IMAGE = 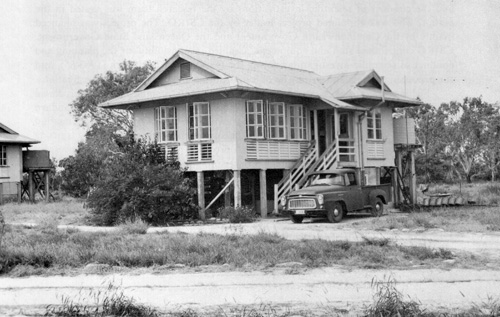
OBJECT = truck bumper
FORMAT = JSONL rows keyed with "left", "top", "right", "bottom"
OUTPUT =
{"left": 288, "top": 209, "right": 327, "bottom": 218}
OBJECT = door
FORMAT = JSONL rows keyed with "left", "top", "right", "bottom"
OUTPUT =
{"left": 339, "top": 112, "right": 351, "bottom": 139}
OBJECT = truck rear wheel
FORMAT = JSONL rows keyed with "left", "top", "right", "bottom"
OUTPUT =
{"left": 291, "top": 215, "right": 304, "bottom": 223}
{"left": 371, "top": 197, "right": 384, "bottom": 217}
{"left": 327, "top": 202, "right": 343, "bottom": 223}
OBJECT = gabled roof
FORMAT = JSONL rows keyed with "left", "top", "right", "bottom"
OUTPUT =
{"left": 101, "top": 50, "right": 420, "bottom": 109}
{"left": 319, "top": 70, "right": 420, "bottom": 105}
{"left": 0, "top": 122, "right": 40, "bottom": 145}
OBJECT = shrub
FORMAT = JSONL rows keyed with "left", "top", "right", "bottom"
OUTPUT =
{"left": 364, "top": 278, "right": 426, "bottom": 317}
{"left": 120, "top": 219, "right": 149, "bottom": 235}
{"left": 219, "top": 206, "right": 256, "bottom": 223}
{"left": 86, "top": 139, "right": 197, "bottom": 226}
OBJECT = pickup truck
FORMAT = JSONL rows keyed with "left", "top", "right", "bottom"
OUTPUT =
{"left": 281, "top": 168, "right": 391, "bottom": 223}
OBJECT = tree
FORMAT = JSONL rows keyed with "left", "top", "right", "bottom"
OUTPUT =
{"left": 406, "top": 103, "right": 451, "bottom": 182}
{"left": 69, "top": 60, "right": 155, "bottom": 134}
{"left": 442, "top": 97, "right": 498, "bottom": 183}
{"left": 60, "top": 61, "right": 155, "bottom": 197}
{"left": 59, "top": 125, "right": 128, "bottom": 197}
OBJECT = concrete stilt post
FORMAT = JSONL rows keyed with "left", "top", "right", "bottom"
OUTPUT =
{"left": 197, "top": 171, "right": 206, "bottom": 220}
{"left": 259, "top": 169, "right": 267, "bottom": 218}
{"left": 234, "top": 170, "right": 241, "bottom": 208}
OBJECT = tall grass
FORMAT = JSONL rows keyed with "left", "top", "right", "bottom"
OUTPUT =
{"left": 46, "top": 282, "right": 159, "bottom": 317}
{"left": 427, "top": 182, "right": 500, "bottom": 205}
{"left": 1, "top": 197, "right": 90, "bottom": 225}
{"left": 371, "top": 206, "right": 500, "bottom": 232}
{"left": 0, "top": 226, "right": 483, "bottom": 276}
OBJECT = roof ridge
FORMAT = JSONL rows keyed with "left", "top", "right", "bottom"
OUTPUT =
{"left": 179, "top": 49, "right": 318, "bottom": 75}
{"left": 322, "top": 69, "right": 374, "bottom": 78}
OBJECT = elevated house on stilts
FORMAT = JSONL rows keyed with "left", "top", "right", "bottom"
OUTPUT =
{"left": 101, "top": 50, "right": 421, "bottom": 218}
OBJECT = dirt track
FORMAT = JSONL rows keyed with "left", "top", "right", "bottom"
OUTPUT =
{"left": 2, "top": 216, "right": 500, "bottom": 315}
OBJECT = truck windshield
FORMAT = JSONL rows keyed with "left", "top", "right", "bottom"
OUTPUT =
{"left": 307, "top": 173, "right": 345, "bottom": 186}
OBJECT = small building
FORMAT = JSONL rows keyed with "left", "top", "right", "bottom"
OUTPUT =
{"left": 0, "top": 122, "right": 40, "bottom": 202}
{"left": 101, "top": 50, "right": 420, "bottom": 217}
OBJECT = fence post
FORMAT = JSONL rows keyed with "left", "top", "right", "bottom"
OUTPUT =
{"left": 0, "top": 183, "right": 3, "bottom": 205}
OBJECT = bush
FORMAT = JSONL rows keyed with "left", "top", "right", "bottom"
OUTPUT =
{"left": 219, "top": 206, "right": 256, "bottom": 223}
{"left": 86, "top": 139, "right": 197, "bottom": 226}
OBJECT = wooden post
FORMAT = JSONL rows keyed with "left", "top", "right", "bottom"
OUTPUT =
{"left": 313, "top": 110, "right": 319, "bottom": 159}
{"left": 259, "top": 169, "right": 267, "bottom": 218}
{"left": 234, "top": 170, "right": 241, "bottom": 208}
{"left": 17, "top": 182, "right": 21, "bottom": 203}
{"left": 44, "top": 171, "right": 50, "bottom": 203}
{"left": 29, "top": 170, "right": 34, "bottom": 203}
{"left": 392, "top": 166, "right": 399, "bottom": 207}
{"left": 0, "top": 183, "right": 3, "bottom": 205}
{"left": 224, "top": 170, "right": 231, "bottom": 207}
{"left": 197, "top": 171, "right": 205, "bottom": 220}
{"left": 396, "top": 150, "right": 403, "bottom": 204}
{"left": 410, "top": 150, "right": 417, "bottom": 205}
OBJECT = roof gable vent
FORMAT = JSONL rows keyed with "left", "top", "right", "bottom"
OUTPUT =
{"left": 180, "top": 62, "right": 191, "bottom": 79}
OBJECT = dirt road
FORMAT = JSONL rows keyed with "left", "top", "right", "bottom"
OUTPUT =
{"left": 2, "top": 217, "right": 500, "bottom": 315}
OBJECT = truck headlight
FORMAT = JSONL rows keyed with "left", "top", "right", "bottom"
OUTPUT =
{"left": 280, "top": 197, "right": 287, "bottom": 207}
{"left": 317, "top": 194, "right": 324, "bottom": 206}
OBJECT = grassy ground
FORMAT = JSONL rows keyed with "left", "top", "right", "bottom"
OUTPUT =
{"left": 425, "top": 181, "right": 500, "bottom": 206}
{"left": 350, "top": 206, "right": 500, "bottom": 233}
{"left": 1, "top": 197, "right": 91, "bottom": 226}
{"left": 0, "top": 224, "right": 487, "bottom": 277}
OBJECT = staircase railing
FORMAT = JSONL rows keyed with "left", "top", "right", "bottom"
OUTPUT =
{"left": 312, "top": 140, "right": 339, "bottom": 172}
{"left": 273, "top": 140, "right": 340, "bottom": 212}
{"left": 273, "top": 142, "right": 317, "bottom": 211}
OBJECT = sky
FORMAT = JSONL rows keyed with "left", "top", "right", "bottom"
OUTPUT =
{"left": 1, "top": 0, "right": 499, "bottom": 160}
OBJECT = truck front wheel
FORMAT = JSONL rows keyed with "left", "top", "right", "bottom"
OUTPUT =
{"left": 371, "top": 197, "right": 384, "bottom": 217}
{"left": 327, "top": 202, "right": 344, "bottom": 223}
{"left": 291, "top": 215, "right": 304, "bottom": 223}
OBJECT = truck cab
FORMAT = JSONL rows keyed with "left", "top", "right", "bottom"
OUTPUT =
{"left": 281, "top": 168, "right": 391, "bottom": 223}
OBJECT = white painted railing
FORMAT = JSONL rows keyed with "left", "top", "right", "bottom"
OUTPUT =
{"left": 338, "top": 139, "right": 356, "bottom": 163}
{"left": 273, "top": 142, "right": 317, "bottom": 212}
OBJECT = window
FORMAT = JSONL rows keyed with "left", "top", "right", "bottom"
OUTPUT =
{"left": 0, "top": 145, "right": 6, "bottom": 166}
{"left": 289, "top": 104, "right": 307, "bottom": 140}
{"left": 268, "top": 102, "right": 286, "bottom": 139}
{"left": 246, "top": 100, "right": 264, "bottom": 138}
{"left": 155, "top": 106, "right": 177, "bottom": 142}
{"left": 189, "top": 102, "right": 211, "bottom": 140}
{"left": 180, "top": 62, "right": 191, "bottom": 79}
{"left": 367, "top": 111, "right": 382, "bottom": 140}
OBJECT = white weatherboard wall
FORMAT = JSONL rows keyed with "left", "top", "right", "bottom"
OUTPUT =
{"left": 362, "top": 106, "right": 395, "bottom": 167}
{"left": 133, "top": 98, "right": 240, "bottom": 172}
{"left": 0, "top": 145, "right": 22, "bottom": 196}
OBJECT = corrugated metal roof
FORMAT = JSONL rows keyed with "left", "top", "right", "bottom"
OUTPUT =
{"left": 101, "top": 50, "right": 420, "bottom": 110}
{"left": 0, "top": 122, "right": 40, "bottom": 145}
{"left": 0, "top": 133, "right": 40, "bottom": 145}
{"left": 340, "top": 87, "right": 422, "bottom": 105}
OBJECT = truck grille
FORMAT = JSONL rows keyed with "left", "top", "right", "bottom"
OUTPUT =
{"left": 288, "top": 199, "right": 316, "bottom": 209}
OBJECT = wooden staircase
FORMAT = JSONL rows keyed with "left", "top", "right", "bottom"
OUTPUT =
{"left": 273, "top": 140, "right": 340, "bottom": 212}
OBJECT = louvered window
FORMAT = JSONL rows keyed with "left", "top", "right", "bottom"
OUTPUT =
{"left": 166, "top": 145, "right": 179, "bottom": 163}
{"left": 187, "top": 143, "right": 212, "bottom": 162}
{"left": 0, "top": 145, "right": 6, "bottom": 166}
{"left": 155, "top": 106, "right": 177, "bottom": 142}
{"left": 289, "top": 104, "right": 307, "bottom": 140}
{"left": 246, "top": 100, "right": 264, "bottom": 138}
{"left": 180, "top": 62, "right": 191, "bottom": 79}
